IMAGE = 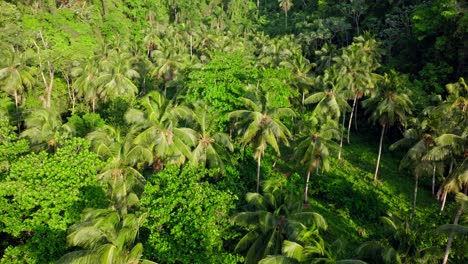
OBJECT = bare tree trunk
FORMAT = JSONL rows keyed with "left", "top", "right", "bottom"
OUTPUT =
{"left": 122, "top": 187, "right": 128, "bottom": 216}
{"left": 432, "top": 165, "right": 436, "bottom": 195}
{"left": 338, "top": 109, "right": 346, "bottom": 160}
{"left": 33, "top": 32, "right": 54, "bottom": 109}
{"left": 442, "top": 186, "right": 467, "bottom": 264}
{"left": 256, "top": 156, "right": 261, "bottom": 193}
{"left": 45, "top": 62, "right": 54, "bottom": 109}
{"left": 14, "top": 90, "right": 20, "bottom": 132}
{"left": 412, "top": 172, "right": 419, "bottom": 220}
{"left": 304, "top": 170, "right": 311, "bottom": 203}
{"left": 354, "top": 102, "right": 358, "bottom": 131}
{"left": 355, "top": 15, "right": 360, "bottom": 36}
{"left": 374, "top": 124, "right": 385, "bottom": 181}
{"left": 64, "top": 74, "right": 75, "bottom": 113}
{"left": 347, "top": 95, "right": 358, "bottom": 144}
{"left": 190, "top": 34, "right": 193, "bottom": 57}
{"left": 441, "top": 190, "right": 448, "bottom": 211}
{"left": 47, "top": 0, "right": 56, "bottom": 12}
{"left": 285, "top": 10, "right": 288, "bottom": 29}
{"left": 101, "top": 0, "right": 107, "bottom": 16}
{"left": 14, "top": 90, "right": 19, "bottom": 110}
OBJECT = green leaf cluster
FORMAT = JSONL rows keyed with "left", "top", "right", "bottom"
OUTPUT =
{"left": 0, "top": 138, "right": 105, "bottom": 263}
{"left": 141, "top": 165, "right": 241, "bottom": 264}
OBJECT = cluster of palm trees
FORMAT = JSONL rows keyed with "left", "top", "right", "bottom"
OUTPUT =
{"left": 390, "top": 77, "right": 467, "bottom": 263}
{"left": 1, "top": 19, "right": 466, "bottom": 262}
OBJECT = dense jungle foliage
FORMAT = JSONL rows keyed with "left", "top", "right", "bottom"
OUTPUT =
{"left": 0, "top": 0, "right": 467, "bottom": 263}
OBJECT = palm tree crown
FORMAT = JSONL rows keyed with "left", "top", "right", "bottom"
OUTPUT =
{"left": 229, "top": 85, "right": 295, "bottom": 192}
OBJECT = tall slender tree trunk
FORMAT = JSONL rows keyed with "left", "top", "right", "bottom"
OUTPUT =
{"left": 355, "top": 16, "right": 360, "bottom": 36}
{"left": 304, "top": 170, "right": 311, "bottom": 203}
{"left": 47, "top": 0, "right": 56, "bottom": 12}
{"left": 33, "top": 32, "right": 54, "bottom": 109}
{"left": 190, "top": 34, "right": 193, "bottom": 57}
{"left": 441, "top": 190, "right": 448, "bottom": 211}
{"left": 14, "top": 90, "right": 20, "bottom": 132}
{"left": 442, "top": 186, "right": 467, "bottom": 264}
{"left": 256, "top": 0, "right": 260, "bottom": 17}
{"left": 347, "top": 95, "right": 358, "bottom": 144}
{"left": 14, "top": 90, "right": 19, "bottom": 110}
{"left": 354, "top": 102, "right": 358, "bottom": 131}
{"left": 92, "top": 98, "right": 96, "bottom": 113}
{"left": 412, "top": 172, "right": 419, "bottom": 220}
{"left": 338, "top": 109, "right": 346, "bottom": 160}
{"left": 374, "top": 124, "right": 385, "bottom": 181}
{"left": 256, "top": 156, "right": 261, "bottom": 193}
{"left": 101, "top": 0, "right": 108, "bottom": 16}
{"left": 285, "top": 10, "right": 288, "bottom": 29}
{"left": 432, "top": 165, "right": 436, "bottom": 195}
{"left": 121, "top": 181, "right": 128, "bottom": 216}
{"left": 45, "top": 63, "right": 54, "bottom": 109}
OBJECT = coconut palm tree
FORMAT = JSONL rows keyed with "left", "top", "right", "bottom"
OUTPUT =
{"left": 424, "top": 133, "right": 467, "bottom": 210}
{"left": 125, "top": 91, "right": 195, "bottom": 170}
{"left": 335, "top": 36, "right": 381, "bottom": 144}
{"left": 0, "top": 45, "right": 34, "bottom": 110}
{"left": 279, "top": 55, "right": 314, "bottom": 106}
{"left": 71, "top": 57, "right": 101, "bottom": 112}
{"left": 229, "top": 85, "right": 295, "bottom": 192}
{"left": 305, "top": 68, "right": 353, "bottom": 160}
{"left": 439, "top": 192, "right": 468, "bottom": 264}
{"left": 304, "top": 70, "right": 351, "bottom": 122}
{"left": 150, "top": 49, "right": 190, "bottom": 84}
{"left": 356, "top": 213, "right": 427, "bottom": 264}
{"left": 97, "top": 49, "right": 140, "bottom": 100}
{"left": 363, "top": 71, "right": 413, "bottom": 181}
{"left": 258, "top": 36, "right": 300, "bottom": 68}
{"left": 391, "top": 129, "right": 436, "bottom": 219}
{"left": 278, "top": 0, "right": 293, "bottom": 28}
{"left": 189, "top": 101, "right": 233, "bottom": 173}
{"left": 87, "top": 125, "right": 152, "bottom": 215}
{"left": 233, "top": 188, "right": 327, "bottom": 264}
{"left": 21, "top": 108, "right": 72, "bottom": 152}
{"left": 439, "top": 160, "right": 468, "bottom": 264}
{"left": 294, "top": 116, "right": 340, "bottom": 203}
{"left": 260, "top": 236, "right": 366, "bottom": 264}
{"left": 57, "top": 209, "right": 155, "bottom": 264}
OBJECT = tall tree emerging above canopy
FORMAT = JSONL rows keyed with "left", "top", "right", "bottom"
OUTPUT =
{"left": 278, "top": 0, "right": 293, "bottom": 29}
{"left": 229, "top": 84, "right": 295, "bottom": 192}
